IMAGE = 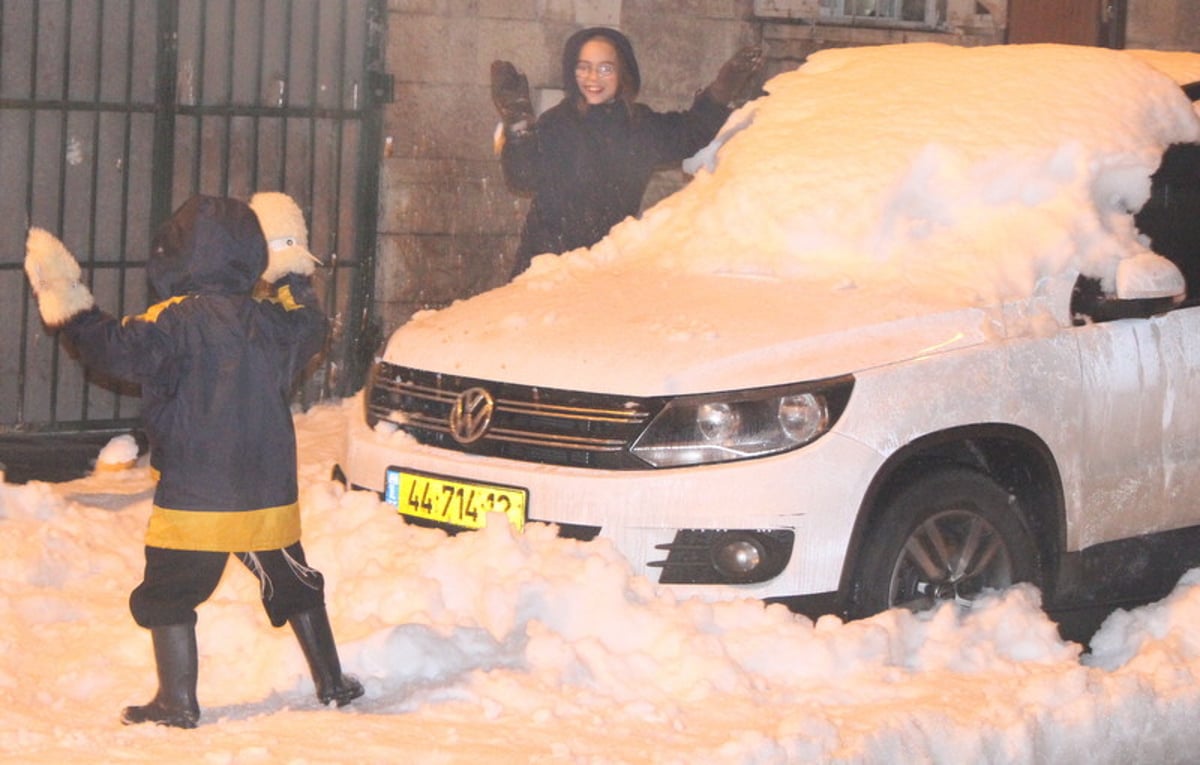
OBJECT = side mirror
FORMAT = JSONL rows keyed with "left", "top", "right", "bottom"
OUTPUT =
{"left": 1115, "top": 251, "right": 1186, "bottom": 301}
{"left": 1072, "top": 253, "right": 1185, "bottom": 324}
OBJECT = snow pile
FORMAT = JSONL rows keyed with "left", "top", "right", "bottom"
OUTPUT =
{"left": 643, "top": 44, "right": 1198, "bottom": 300}
{"left": 95, "top": 433, "right": 140, "bottom": 471}
{"left": 1126, "top": 48, "right": 1200, "bottom": 89}
{"left": 2, "top": 402, "right": 1200, "bottom": 762}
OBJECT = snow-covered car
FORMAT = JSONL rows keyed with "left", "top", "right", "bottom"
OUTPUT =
{"left": 342, "top": 43, "right": 1200, "bottom": 623}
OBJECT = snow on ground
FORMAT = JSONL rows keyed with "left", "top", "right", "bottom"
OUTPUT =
{"left": 2, "top": 400, "right": 1200, "bottom": 764}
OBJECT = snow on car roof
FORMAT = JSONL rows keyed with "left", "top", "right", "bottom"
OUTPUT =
{"left": 1126, "top": 48, "right": 1200, "bottom": 87}
{"left": 589, "top": 43, "right": 1200, "bottom": 303}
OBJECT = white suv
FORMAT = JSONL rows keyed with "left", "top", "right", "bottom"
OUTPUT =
{"left": 342, "top": 44, "right": 1200, "bottom": 624}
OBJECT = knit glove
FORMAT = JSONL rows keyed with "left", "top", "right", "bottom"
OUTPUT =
{"left": 491, "top": 60, "right": 534, "bottom": 137}
{"left": 24, "top": 227, "right": 95, "bottom": 327}
{"left": 706, "top": 45, "right": 764, "bottom": 106}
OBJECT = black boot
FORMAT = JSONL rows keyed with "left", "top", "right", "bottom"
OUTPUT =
{"left": 289, "top": 607, "right": 364, "bottom": 707}
{"left": 121, "top": 623, "right": 201, "bottom": 729}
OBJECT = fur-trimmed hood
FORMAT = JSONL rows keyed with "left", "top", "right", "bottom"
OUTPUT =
{"left": 148, "top": 195, "right": 267, "bottom": 301}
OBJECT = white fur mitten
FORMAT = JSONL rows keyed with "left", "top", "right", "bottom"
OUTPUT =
{"left": 249, "top": 191, "right": 321, "bottom": 283}
{"left": 24, "top": 227, "right": 95, "bottom": 327}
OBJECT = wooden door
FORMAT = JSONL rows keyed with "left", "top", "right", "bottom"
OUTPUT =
{"left": 1007, "top": 0, "right": 1126, "bottom": 48}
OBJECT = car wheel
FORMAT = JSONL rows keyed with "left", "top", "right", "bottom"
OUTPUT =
{"left": 849, "top": 466, "right": 1040, "bottom": 618}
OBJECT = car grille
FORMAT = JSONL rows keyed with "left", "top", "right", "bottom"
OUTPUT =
{"left": 367, "top": 362, "right": 663, "bottom": 469}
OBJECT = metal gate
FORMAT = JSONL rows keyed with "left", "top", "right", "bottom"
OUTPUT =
{"left": 0, "top": 0, "right": 386, "bottom": 435}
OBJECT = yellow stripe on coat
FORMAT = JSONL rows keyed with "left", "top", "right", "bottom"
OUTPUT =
{"left": 146, "top": 503, "right": 302, "bottom": 552}
{"left": 124, "top": 295, "right": 189, "bottom": 325}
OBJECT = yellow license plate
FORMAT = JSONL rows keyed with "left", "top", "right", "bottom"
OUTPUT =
{"left": 385, "top": 467, "right": 528, "bottom": 530}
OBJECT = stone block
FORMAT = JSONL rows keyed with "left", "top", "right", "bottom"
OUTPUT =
{"left": 379, "top": 157, "right": 521, "bottom": 234}
{"left": 643, "top": 170, "right": 690, "bottom": 211}
{"left": 573, "top": 0, "right": 622, "bottom": 26}
{"left": 1127, "top": 0, "right": 1200, "bottom": 50}
{"left": 385, "top": 82, "right": 496, "bottom": 162}
{"left": 477, "top": 0, "right": 541, "bottom": 19}
{"left": 478, "top": 18, "right": 562, "bottom": 86}
{"left": 374, "top": 231, "right": 513, "bottom": 319}
{"left": 379, "top": 172, "right": 453, "bottom": 234}
{"left": 621, "top": 10, "right": 759, "bottom": 106}
{"left": 752, "top": 0, "right": 820, "bottom": 20}
{"left": 626, "top": 0, "right": 748, "bottom": 19}
{"left": 391, "top": 14, "right": 480, "bottom": 84}
{"left": 389, "top": 1, "right": 483, "bottom": 15}
{"left": 450, "top": 233, "right": 522, "bottom": 292}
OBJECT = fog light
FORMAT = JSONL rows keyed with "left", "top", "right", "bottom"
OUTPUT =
{"left": 651, "top": 529, "right": 794, "bottom": 585}
{"left": 713, "top": 536, "right": 764, "bottom": 578}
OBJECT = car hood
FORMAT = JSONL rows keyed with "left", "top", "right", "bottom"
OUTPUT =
{"left": 381, "top": 266, "right": 1061, "bottom": 396}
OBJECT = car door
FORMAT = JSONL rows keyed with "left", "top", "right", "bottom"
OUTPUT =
{"left": 1156, "top": 305, "right": 1200, "bottom": 531}
{"left": 1071, "top": 317, "right": 1168, "bottom": 548}
{"left": 1134, "top": 138, "right": 1200, "bottom": 535}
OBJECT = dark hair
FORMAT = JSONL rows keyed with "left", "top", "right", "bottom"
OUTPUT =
{"left": 611, "top": 49, "right": 639, "bottom": 111}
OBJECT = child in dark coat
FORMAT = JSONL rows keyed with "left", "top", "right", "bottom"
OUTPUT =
{"left": 23, "top": 193, "right": 363, "bottom": 728}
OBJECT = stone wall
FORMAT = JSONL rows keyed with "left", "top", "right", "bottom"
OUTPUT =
{"left": 374, "top": 0, "right": 1175, "bottom": 336}
{"left": 1126, "top": 0, "right": 1200, "bottom": 51}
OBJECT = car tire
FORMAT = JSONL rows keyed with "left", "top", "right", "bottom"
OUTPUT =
{"left": 848, "top": 465, "right": 1040, "bottom": 619}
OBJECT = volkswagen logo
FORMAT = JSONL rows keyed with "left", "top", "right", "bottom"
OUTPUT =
{"left": 449, "top": 387, "right": 495, "bottom": 444}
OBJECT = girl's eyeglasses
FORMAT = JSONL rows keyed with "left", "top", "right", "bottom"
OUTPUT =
{"left": 575, "top": 62, "right": 616, "bottom": 78}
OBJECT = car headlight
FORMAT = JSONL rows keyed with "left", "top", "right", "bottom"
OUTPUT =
{"left": 629, "top": 376, "right": 854, "bottom": 468}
